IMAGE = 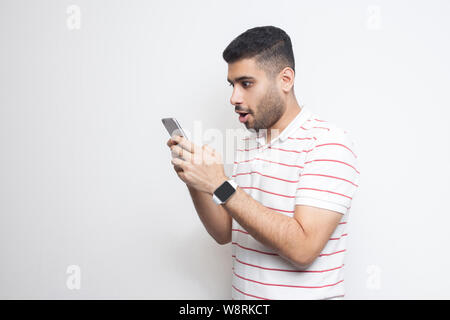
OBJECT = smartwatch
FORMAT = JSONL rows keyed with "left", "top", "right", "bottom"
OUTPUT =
{"left": 212, "top": 179, "right": 238, "bottom": 205}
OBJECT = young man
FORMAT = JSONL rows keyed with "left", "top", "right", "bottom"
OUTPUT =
{"left": 166, "top": 26, "right": 360, "bottom": 300}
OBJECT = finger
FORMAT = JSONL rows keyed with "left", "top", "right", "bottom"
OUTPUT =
{"left": 202, "top": 143, "right": 217, "bottom": 156}
{"left": 173, "top": 165, "right": 183, "bottom": 173}
{"left": 175, "top": 169, "right": 187, "bottom": 183}
{"left": 172, "top": 135, "right": 197, "bottom": 154}
{"left": 202, "top": 144, "right": 214, "bottom": 153}
{"left": 195, "top": 144, "right": 211, "bottom": 164}
{"left": 167, "top": 138, "right": 179, "bottom": 148}
{"left": 201, "top": 144, "right": 222, "bottom": 165}
{"left": 171, "top": 156, "right": 187, "bottom": 170}
{"left": 197, "top": 144, "right": 210, "bottom": 165}
{"left": 171, "top": 144, "right": 193, "bottom": 162}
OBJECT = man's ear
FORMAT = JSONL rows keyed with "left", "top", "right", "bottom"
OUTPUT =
{"left": 280, "top": 67, "right": 295, "bottom": 93}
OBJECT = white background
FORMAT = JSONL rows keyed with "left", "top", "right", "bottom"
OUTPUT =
{"left": 1, "top": 0, "right": 449, "bottom": 299}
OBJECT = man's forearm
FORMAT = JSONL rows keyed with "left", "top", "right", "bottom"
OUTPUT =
{"left": 187, "top": 185, "right": 231, "bottom": 244}
{"left": 221, "top": 187, "right": 310, "bottom": 267}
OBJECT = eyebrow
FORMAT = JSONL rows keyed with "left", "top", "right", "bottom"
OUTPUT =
{"left": 227, "top": 76, "right": 256, "bottom": 84}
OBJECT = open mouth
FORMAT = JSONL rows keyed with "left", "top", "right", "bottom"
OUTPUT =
{"left": 238, "top": 112, "right": 250, "bottom": 123}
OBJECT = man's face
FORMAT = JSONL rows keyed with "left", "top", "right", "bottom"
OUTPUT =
{"left": 227, "top": 58, "right": 286, "bottom": 134}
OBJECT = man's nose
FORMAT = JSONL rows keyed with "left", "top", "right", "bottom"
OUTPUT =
{"left": 230, "top": 87, "right": 243, "bottom": 106}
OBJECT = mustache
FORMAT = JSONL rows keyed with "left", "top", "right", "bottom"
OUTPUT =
{"left": 235, "top": 107, "right": 251, "bottom": 113}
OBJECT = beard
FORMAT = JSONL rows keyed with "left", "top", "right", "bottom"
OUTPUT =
{"left": 247, "top": 83, "right": 286, "bottom": 135}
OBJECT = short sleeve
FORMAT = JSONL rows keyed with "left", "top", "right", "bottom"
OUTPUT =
{"left": 231, "top": 159, "right": 238, "bottom": 179}
{"left": 229, "top": 136, "right": 241, "bottom": 180}
{"left": 295, "top": 128, "right": 360, "bottom": 214}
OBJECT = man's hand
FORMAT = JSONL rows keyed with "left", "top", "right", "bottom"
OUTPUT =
{"left": 166, "top": 135, "right": 228, "bottom": 195}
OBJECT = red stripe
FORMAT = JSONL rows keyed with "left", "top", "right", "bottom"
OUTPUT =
{"left": 231, "top": 242, "right": 278, "bottom": 256}
{"left": 266, "top": 206, "right": 295, "bottom": 214}
{"left": 298, "top": 201, "right": 351, "bottom": 211}
{"left": 235, "top": 158, "right": 304, "bottom": 169}
{"left": 315, "top": 143, "right": 357, "bottom": 158}
{"left": 234, "top": 256, "right": 345, "bottom": 273}
{"left": 322, "top": 294, "right": 345, "bottom": 300}
{"left": 233, "top": 170, "right": 299, "bottom": 183}
{"left": 287, "top": 137, "right": 316, "bottom": 141}
{"left": 233, "top": 228, "right": 348, "bottom": 241}
{"left": 235, "top": 159, "right": 358, "bottom": 175}
{"left": 301, "top": 126, "right": 330, "bottom": 131}
{"left": 329, "top": 233, "right": 348, "bottom": 241}
{"left": 232, "top": 285, "right": 270, "bottom": 300}
{"left": 311, "top": 126, "right": 330, "bottom": 131}
{"left": 237, "top": 146, "right": 263, "bottom": 152}
{"left": 232, "top": 228, "right": 249, "bottom": 235}
{"left": 238, "top": 145, "right": 313, "bottom": 154}
{"left": 238, "top": 142, "right": 356, "bottom": 161}
{"left": 267, "top": 146, "right": 313, "bottom": 154}
{"left": 233, "top": 269, "right": 344, "bottom": 289}
{"left": 232, "top": 241, "right": 346, "bottom": 258}
{"left": 299, "top": 173, "right": 358, "bottom": 187}
{"left": 306, "top": 118, "right": 329, "bottom": 123}
{"left": 240, "top": 186, "right": 295, "bottom": 198}
{"left": 306, "top": 159, "right": 360, "bottom": 174}
{"left": 296, "top": 187, "right": 353, "bottom": 200}
{"left": 319, "top": 249, "right": 346, "bottom": 257}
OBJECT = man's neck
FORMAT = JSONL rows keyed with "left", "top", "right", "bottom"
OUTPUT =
{"left": 265, "top": 101, "right": 302, "bottom": 144}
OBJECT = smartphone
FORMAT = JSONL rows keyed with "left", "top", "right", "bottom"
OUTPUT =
{"left": 161, "top": 117, "right": 189, "bottom": 140}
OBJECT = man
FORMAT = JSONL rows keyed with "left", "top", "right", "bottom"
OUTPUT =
{"left": 166, "top": 26, "right": 360, "bottom": 300}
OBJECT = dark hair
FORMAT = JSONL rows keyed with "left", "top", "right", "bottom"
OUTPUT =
{"left": 222, "top": 26, "right": 295, "bottom": 79}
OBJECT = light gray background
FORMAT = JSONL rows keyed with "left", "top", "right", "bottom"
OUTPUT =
{"left": 1, "top": 0, "right": 449, "bottom": 299}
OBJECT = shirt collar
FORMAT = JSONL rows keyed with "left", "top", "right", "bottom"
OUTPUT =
{"left": 255, "top": 106, "right": 312, "bottom": 146}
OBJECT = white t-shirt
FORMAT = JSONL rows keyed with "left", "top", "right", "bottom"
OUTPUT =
{"left": 230, "top": 106, "right": 360, "bottom": 300}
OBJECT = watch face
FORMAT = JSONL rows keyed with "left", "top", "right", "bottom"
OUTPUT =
{"left": 215, "top": 181, "right": 235, "bottom": 201}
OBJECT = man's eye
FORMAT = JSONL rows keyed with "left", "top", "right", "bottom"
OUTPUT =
{"left": 228, "top": 81, "right": 251, "bottom": 88}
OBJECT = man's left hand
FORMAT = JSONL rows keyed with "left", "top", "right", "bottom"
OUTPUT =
{"left": 168, "top": 135, "right": 228, "bottom": 195}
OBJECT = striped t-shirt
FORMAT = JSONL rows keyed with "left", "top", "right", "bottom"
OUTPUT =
{"left": 230, "top": 106, "right": 360, "bottom": 300}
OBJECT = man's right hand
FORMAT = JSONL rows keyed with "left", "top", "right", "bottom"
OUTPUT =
{"left": 166, "top": 137, "right": 183, "bottom": 173}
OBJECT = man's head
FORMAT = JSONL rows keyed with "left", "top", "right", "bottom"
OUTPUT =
{"left": 223, "top": 26, "right": 296, "bottom": 133}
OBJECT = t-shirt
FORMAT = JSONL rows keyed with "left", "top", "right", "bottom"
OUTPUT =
{"left": 230, "top": 106, "right": 360, "bottom": 300}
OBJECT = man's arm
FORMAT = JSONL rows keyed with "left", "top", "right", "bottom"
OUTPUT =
{"left": 167, "top": 135, "right": 343, "bottom": 263}
{"left": 167, "top": 137, "right": 232, "bottom": 245}
{"left": 187, "top": 185, "right": 232, "bottom": 245}
{"left": 221, "top": 186, "right": 342, "bottom": 268}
